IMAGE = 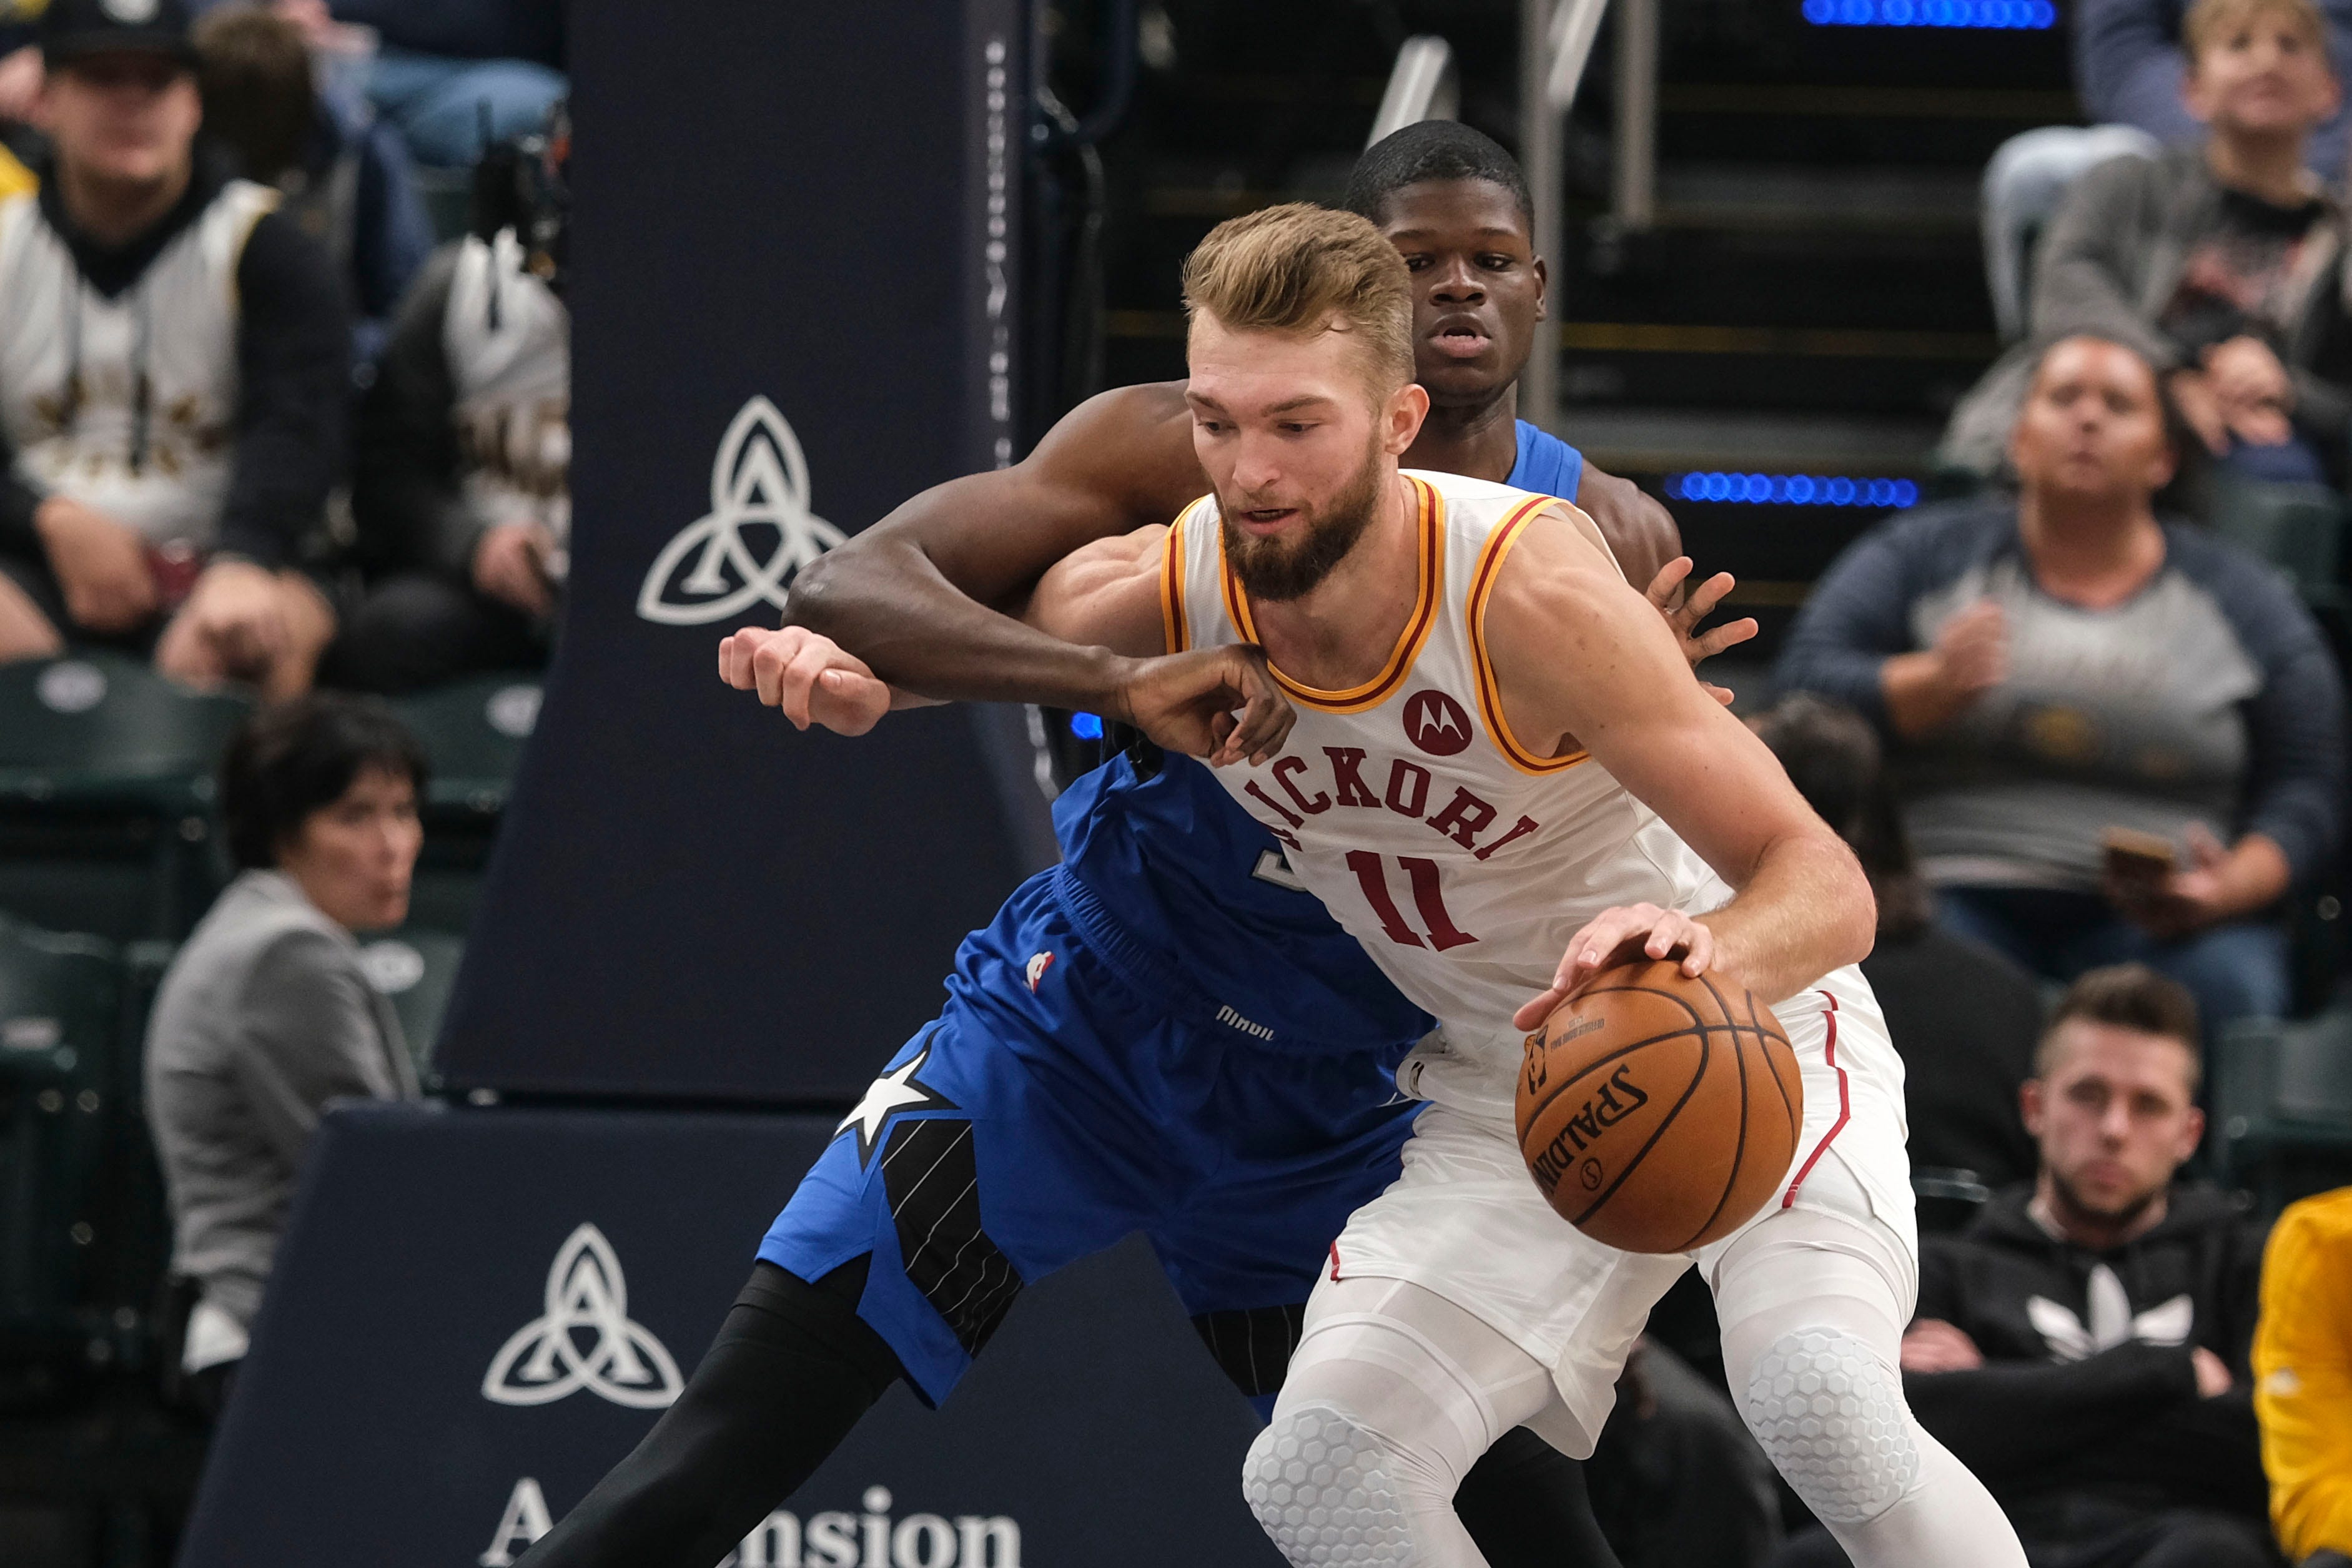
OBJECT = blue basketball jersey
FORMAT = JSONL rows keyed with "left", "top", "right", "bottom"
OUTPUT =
{"left": 1508, "top": 419, "right": 1584, "bottom": 499}
{"left": 1048, "top": 430, "right": 1588, "bottom": 1059}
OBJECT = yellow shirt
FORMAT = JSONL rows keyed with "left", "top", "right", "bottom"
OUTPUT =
{"left": 2256, "top": 1186, "right": 2352, "bottom": 1560}
{"left": 0, "top": 143, "right": 32, "bottom": 206}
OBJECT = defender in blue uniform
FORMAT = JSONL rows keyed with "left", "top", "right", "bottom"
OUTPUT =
{"left": 518, "top": 126, "right": 1734, "bottom": 1568}
{"left": 761, "top": 427, "right": 1591, "bottom": 1409}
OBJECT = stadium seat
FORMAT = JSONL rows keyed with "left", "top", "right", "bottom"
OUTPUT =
{"left": 1912, "top": 1165, "right": 1993, "bottom": 1234}
{"left": 1979, "top": 124, "right": 2161, "bottom": 343}
{"left": 2216, "top": 1009, "right": 2352, "bottom": 1212}
{"left": 0, "top": 655, "right": 250, "bottom": 940}
{"left": 355, "top": 929, "right": 467, "bottom": 1076}
{"left": 390, "top": 676, "right": 541, "bottom": 932}
{"left": 2208, "top": 480, "right": 2346, "bottom": 610}
{"left": 0, "top": 915, "right": 121, "bottom": 1383}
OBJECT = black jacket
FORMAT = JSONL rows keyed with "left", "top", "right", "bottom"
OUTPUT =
{"left": 1907, "top": 1183, "right": 2270, "bottom": 1526}
{"left": 0, "top": 146, "right": 348, "bottom": 570}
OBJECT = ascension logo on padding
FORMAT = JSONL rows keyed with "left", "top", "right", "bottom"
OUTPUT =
{"left": 638, "top": 395, "right": 846, "bottom": 625}
{"left": 482, "top": 1223, "right": 684, "bottom": 1408}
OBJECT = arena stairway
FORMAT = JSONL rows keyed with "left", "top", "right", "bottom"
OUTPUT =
{"left": 1080, "top": 0, "right": 2077, "bottom": 658}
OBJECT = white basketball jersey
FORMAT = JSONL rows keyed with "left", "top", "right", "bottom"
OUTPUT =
{"left": 1167, "top": 470, "right": 1736, "bottom": 1113}
{"left": 0, "top": 182, "right": 278, "bottom": 549}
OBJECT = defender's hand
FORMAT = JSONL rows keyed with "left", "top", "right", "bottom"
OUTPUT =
{"left": 1110, "top": 644, "right": 1293, "bottom": 766}
{"left": 1643, "top": 556, "right": 1757, "bottom": 705}
{"left": 1513, "top": 902, "right": 1717, "bottom": 1030}
{"left": 719, "top": 624, "right": 894, "bottom": 736}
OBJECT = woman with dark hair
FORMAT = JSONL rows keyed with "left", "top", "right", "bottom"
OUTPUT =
{"left": 144, "top": 691, "right": 428, "bottom": 1412}
{"left": 1750, "top": 693, "right": 2045, "bottom": 1190}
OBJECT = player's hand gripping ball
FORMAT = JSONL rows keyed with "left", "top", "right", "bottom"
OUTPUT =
{"left": 1516, "top": 960, "right": 1802, "bottom": 1253}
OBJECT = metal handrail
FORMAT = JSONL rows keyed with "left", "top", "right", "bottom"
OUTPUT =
{"left": 1518, "top": 0, "right": 1633, "bottom": 431}
{"left": 1367, "top": 35, "right": 1458, "bottom": 148}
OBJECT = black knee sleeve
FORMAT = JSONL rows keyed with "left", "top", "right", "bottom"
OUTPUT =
{"left": 1454, "top": 1426, "right": 1624, "bottom": 1568}
{"left": 518, "top": 1260, "right": 902, "bottom": 1568}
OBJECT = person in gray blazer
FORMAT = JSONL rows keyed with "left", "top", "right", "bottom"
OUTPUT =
{"left": 145, "top": 693, "right": 428, "bottom": 1413}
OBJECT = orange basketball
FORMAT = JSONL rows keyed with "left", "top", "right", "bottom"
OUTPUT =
{"left": 1515, "top": 960, "right": 1802, "bottom": 1254}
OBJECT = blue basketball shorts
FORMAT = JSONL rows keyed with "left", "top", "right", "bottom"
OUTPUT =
{"left": 758, "top": 868, "right": 1421, "bottom": 1411}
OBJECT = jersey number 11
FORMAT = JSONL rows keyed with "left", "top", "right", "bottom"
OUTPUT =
{"left": 1345, "top": 851, "right": 1478, "bottom": 952}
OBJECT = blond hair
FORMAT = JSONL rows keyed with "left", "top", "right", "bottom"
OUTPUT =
{"left": 1180, "top": 203, "right": 1415, "bottom": 395}
{"left": 2183, "top": 0, "right": 2330, "bottom": 67}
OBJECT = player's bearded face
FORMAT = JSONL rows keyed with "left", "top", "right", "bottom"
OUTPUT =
{"left": 1217, "top": 428, "right": 1386, "bottom": 602}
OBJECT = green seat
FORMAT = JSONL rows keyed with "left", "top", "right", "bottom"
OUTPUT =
{"left": 2208, "top": 480, "right": 2346, "bottom": 608}
{"left": 355, "top": 928, "right": 467, "bottom": 1076}
{"left": 0, "top": 654, "right": 251, "bottom": 939}
{"left": 0, "top": 914, "right": 120, "bottom": 1362}
{"left": 391, "top": 675, "right": 540, "bottom": 931}
{"left": 2216, "top": 1009, "right": 2352, "bottom": 1213}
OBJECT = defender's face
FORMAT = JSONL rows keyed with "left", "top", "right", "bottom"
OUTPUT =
{"left": 1377, "top": 178, "right": 1546, "bottom": 407}
{"left": 2022, "top": 1020, "right": 2204, "bottom": 1222}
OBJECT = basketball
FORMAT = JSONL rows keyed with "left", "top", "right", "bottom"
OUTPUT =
{"left": 1515, "top": 960, "right": 1802, "bottom": 1255}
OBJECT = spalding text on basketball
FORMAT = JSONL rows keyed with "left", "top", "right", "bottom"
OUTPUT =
{"left": 1528, "top": 1063, "right": 1652, "bottom": 1193}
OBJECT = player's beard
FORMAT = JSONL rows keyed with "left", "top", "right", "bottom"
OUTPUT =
{"left": 1218, "top": 436, "right": 1387, "bottom": 603}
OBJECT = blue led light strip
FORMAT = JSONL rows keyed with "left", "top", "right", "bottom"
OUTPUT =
{"left": 1804, "top": 0, "right": 2055, "bottom": 26}
{"left": 1666, "top": 472, "right": 1921, "bottom": 507}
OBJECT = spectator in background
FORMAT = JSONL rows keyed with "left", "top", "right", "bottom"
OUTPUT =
{"left": 310, "top": 0, "right": 561, "bottom": 169}
{"left": 1750, "top": 693, "right": 2045, "bottom": 1190}
{"left": 2078, "top": 0, "right": 2352, "bottom": 182}
{"left": 1950, "top": 0, "right": 2352, "bottom": 485}
{"left": 1781, "top": 335, "right": 2344, "bottom": 1038}
{"left": 2256, "top": 1186, "right": 2352, "bottom": 1567}
{"left": 145, "top": 694, "right": 425, "bottom": 1414}
{"left": 192, "top": 2, "right": 432, "bottom": 368}
{"left": 326, "top": 119, "right": 565, "bottom": 693}
{"left": 0, "top": 0, "right": 348, "bottom": 698}
{"left": 1767, "top": 965, "right": 2273, "bottom": 1568}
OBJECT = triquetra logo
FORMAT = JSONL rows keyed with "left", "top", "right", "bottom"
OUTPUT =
{"left": 482, "top": 1223, "right": 684, "bottom": 1408}
{"left": 638, "top": 395, "right": 846, "bottom": 625}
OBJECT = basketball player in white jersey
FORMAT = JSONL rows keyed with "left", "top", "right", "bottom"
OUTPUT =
{"left": 989, "top": 205, "right": 2027, "bottom": 1568}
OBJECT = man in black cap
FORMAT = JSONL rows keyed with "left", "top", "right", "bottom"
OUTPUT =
{"left": 0, "top": 0, "right": 348, "bottom": 697}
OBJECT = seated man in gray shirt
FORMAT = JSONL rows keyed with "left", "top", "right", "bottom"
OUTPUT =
{"left": 145, "top": 693, "right": 427, "bottom": 1413}
{"left": 1779, "top": 333, "right": 2344, "bottom": 1038}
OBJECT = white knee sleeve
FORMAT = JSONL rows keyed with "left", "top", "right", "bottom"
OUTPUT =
{"left": 1245, "top": 1404, "right": 1419, "bottom": 1567}
{"left": 1742, "top": 1326, "right": 1919, "bottom": 1525}
{"left": 1244, "top": 1278, "right": 1564, "bottom": 1568}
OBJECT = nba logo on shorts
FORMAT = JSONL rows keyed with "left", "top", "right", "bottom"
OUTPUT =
{"left": 1402, "top": 690, "right": 1473, "bottom": 757}
{"left": 1025, "top": 952, "right": 1054, "bottom": 992}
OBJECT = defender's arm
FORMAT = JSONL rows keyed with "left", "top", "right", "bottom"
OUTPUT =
{"left": 1486, "top": 509, "right": 1874, "bottom": 1015}
{"left": 1020, "top": 526, "right": 1293, "bottom": 762}
{"left": 782, "top": 383, "right": 1203, "bottom": 711}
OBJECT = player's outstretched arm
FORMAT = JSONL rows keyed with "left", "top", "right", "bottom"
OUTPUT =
{"left": 782, "top": 383, "right": 1203, "bottom": 711}
{"left": 718, "top": 624, "right": 928, "bottom": 734}
{"left": 1486, "top": 509, "right": 1874, "bottom": 1017}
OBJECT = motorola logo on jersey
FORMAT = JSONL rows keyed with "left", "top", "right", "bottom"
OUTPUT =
{"left": 1402, "top": 690, "right": 1473, "bottom": 757}
{"left": 638, "top": 395, "right": 847, "bottom": 625}
{"left": 482, "top": 1223, "right": 684, "bottom": 1409}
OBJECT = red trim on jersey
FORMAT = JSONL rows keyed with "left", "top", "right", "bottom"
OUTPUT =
{"left": 1219, "top": 476, "right": 1443, "bottom": 714}
{"left": 1781, "top": 989, "right": 1850, "bottom": 1209}
{"left": 1328, "top": 1242, "right": 1343, "bottom": 1281}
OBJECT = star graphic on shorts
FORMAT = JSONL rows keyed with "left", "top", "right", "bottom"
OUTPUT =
{"left": 836, "top": 1037, "right": 957, "bottom": 1166}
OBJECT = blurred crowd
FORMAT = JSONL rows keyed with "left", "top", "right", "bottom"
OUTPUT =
{"left": 4, "top": 0, "right": 2352, "bottom": 1566}
{"left": 0, "top": 0, "right": 568, "bottom": 705}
